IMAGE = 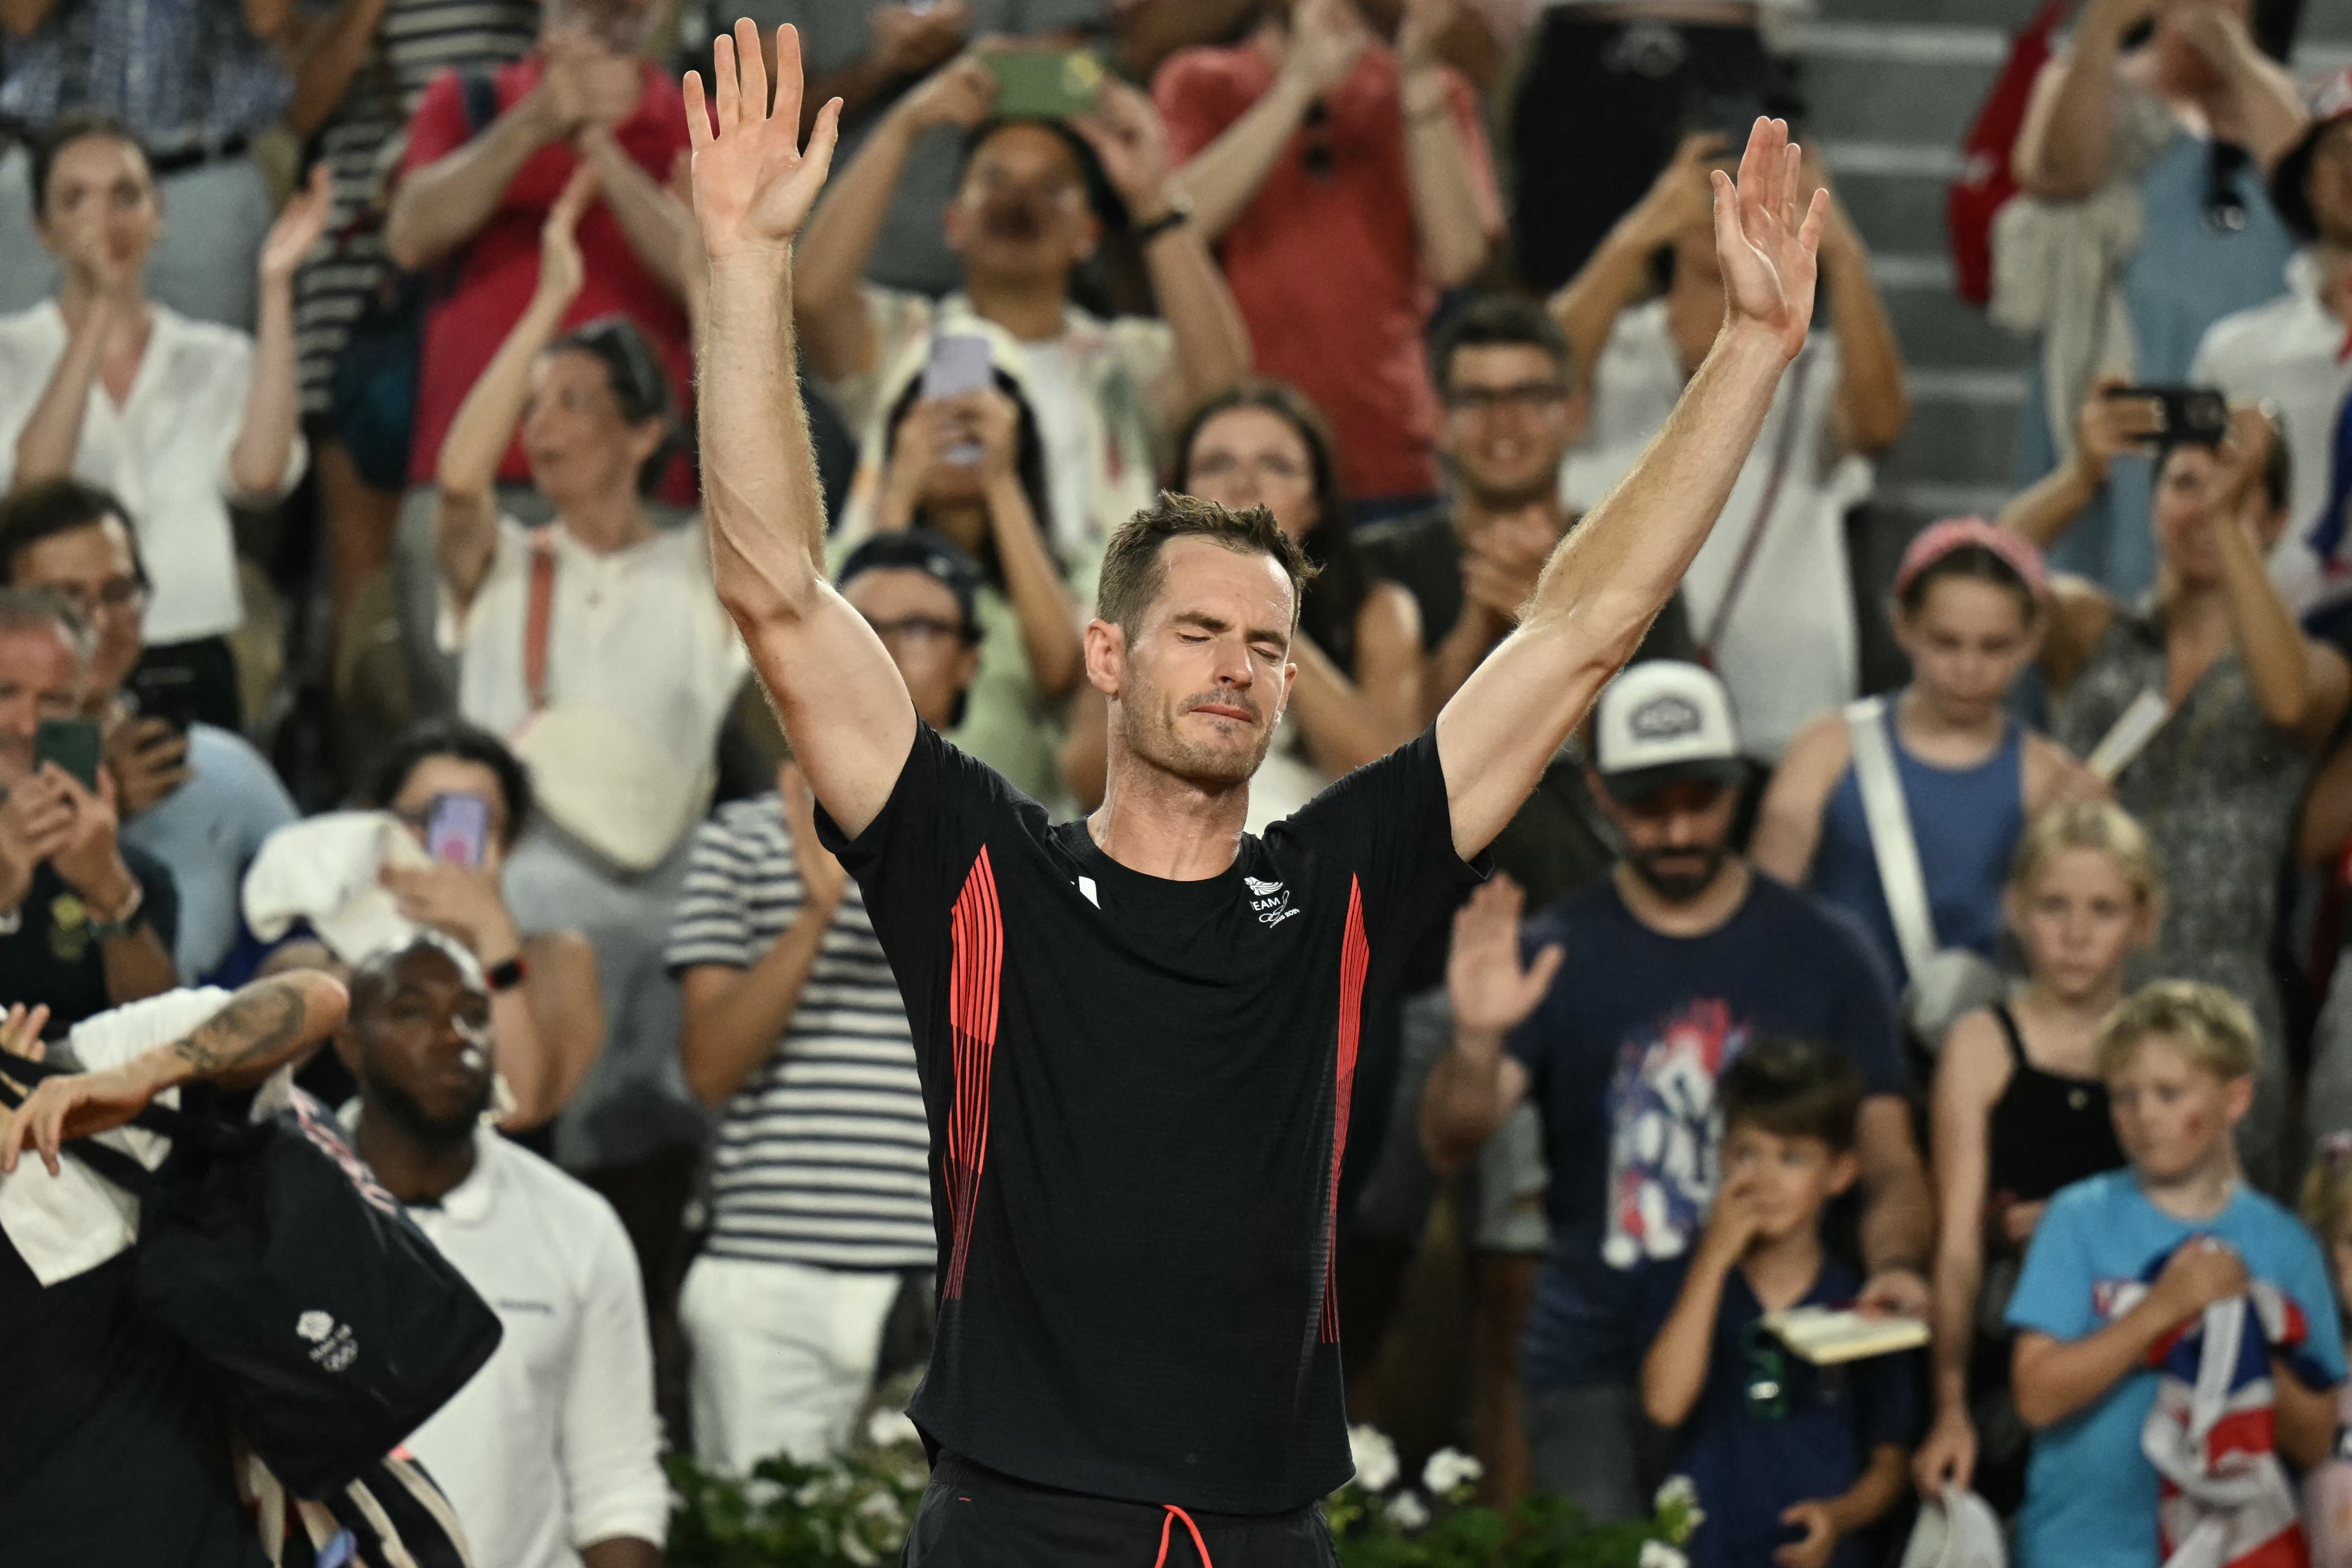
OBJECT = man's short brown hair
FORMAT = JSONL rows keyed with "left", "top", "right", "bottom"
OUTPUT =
{"left": 1093, "top": 492, "right": 1317, "bottom": 636}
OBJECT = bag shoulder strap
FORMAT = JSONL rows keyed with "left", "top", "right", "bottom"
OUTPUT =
{"left": 1700, "top": 347, "right": 1818, "bottom": 662}
{"left": 1844, "top": 694, "right": 1943, "bottom": 976}
{"left": 523, "top": 526, "right": 560, "bottom": 712}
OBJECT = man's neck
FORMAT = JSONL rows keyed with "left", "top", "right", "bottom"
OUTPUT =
{"left": 966, "top": 273, "right": 1072, "bottom": 344}
{"left": 1614, "top": 856, "right": 1751, "bottom": 938}
{"left": 1741, "top": 1222, "right": 1825, "bottom": 1312}
{"left": 1088, "top": 742, "right": 1252, "bottom": 882}
{"left": 2140, "top": 1149, "right": 2239, "bottom": 1223}
{"left": 1452, "top": 491, "right": 1570, "bottom": 545}
{"left": 352, "top": 1108, "right": 479, "bottom": 1207}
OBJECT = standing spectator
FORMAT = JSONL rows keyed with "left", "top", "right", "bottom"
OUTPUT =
{"left": 2191, "top": 66, "right": 2352, "bottom": 621}
{"left": 1753, "top": 521, "right": 2088, "bottom": 993}
{"left": 2007, "top": 982, "right": 2342, "bottom": 1568}
{"left": 0, "top": 589, "right": 179, "bottom": 1028}
{"left": 2298, "top": 1139, "right": 2352, "bottom": 1568}
{"left": 0, "top": 0, "right": 305, "bottom": 326}
{"left": 385, "top": 0, "right": 697, "bottom": 498}
{"left": 2007, "top": 395, "right": 2349, "bottom": 1189}
{"left": 334, "top": 937, "right": 666, "bottom": 1568}
{"left": 1506, "top": 1, "right": 1801, "bottom": 293}
{"left": 432, "top": 169, "right": 744, "bottom": 1367}
{"left": 667, "top": 533, "right": 987, "bottom": 1469}
{"left": 1420, "top": 661, "right": 1932, "bottom": 1524}
{"left": 282, "top": 0, "right": 536, "bottom": 632}
{"left": 1553, "top": 133, "right": 1907, "bottom": 762}
{"left": 0, "top": 114, "right": 328, "bottom": 732}
{"left": 0, "top": 479, "right": 297, "bottom": 981}
{"left": 1910, "top": 803, "right": 2155, "bottom": 1511}
{"left": 2000, "top": 0, "right": 2305, "bottom": 597}
{"left": 794, "top": 51, "right": 1253, "bottom": 592}
{"left": 1154, "top": 0, "right": 1501, "bottom": 513}
{"left": 0, "top": 975, "right": 351, "bottom": 1568}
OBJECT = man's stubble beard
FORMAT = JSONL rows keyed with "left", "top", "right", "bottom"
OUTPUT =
{"left": 361, "top": 1060, "right": 491, "bottom": 1153}
{"left": 1627, "top": 846, "right": 1731, "bottom": 905}
{"left": 1117, "top": 675, "right": 1277, "bottom": 789}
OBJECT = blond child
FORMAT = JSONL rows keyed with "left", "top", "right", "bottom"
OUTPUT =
{"left": 2299, "top": 1142, "right": 2352, "bottom": 1566}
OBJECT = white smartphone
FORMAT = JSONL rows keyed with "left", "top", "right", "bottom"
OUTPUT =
{"left": 921, "top": 333, "right": 992, "bottom": 465}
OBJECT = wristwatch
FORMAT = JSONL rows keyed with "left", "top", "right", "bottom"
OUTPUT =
{"left": 88, "top": 880, "right": 145, "bottom": 942}
{"left": 486, "top": 955, "right": 529, "bottom": 994}
{"left": 1131, "top": 192, "right": 1193, "bottom": 247}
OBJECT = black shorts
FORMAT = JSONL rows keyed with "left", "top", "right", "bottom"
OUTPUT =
{"left": 901, "top": 1452, "right": 1340, "bottom": 1568}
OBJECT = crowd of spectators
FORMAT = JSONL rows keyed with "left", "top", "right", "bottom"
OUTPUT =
{"left": 30, "top": 1, "right": 2352, "bottom": 1567}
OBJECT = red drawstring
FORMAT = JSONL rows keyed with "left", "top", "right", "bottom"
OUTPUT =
{"left": 1153, "top": 1504, "right": 1212, "bottom": 1568}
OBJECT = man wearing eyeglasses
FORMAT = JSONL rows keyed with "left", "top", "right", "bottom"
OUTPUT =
{"left": 0, "top": 480, "right": 296, "bottom": 986}
{"left": 664, "top": 529, "right": 978, "bottom": 1474}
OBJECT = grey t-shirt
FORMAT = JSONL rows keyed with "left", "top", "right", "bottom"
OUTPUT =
{"left": 732, "top": 0, "right": 1112, "bottom": 296}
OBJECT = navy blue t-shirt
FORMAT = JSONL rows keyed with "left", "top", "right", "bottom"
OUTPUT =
{"left": 1507, "top": 875, "right": 1902, "bottom": 1389}
{"left": 1640, "top": 1254, "right": 1919, "bottom": 1568}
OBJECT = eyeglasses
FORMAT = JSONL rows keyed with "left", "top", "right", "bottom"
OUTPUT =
{"left": 865, "top": 614, "right": 972, "bottom": 651}
{"left": 1740, "top": 1322, "right": 1791, "bottom": 1421}
{"left": 45, "top": 576, "right": 146, "bottom": 617}
{"left": 1188, "top": 453, "right": 1310, "bottom": 485}
{"left": 1445, "top": 381, "right": 1569, "bottom": 414}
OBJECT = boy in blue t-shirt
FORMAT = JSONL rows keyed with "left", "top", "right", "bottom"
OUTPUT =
{"left": 2007, "top": 982, "right": 2347, "bottom": 1568}
{"left": 1642, "top": 1038, "right": 1917, "bottom": 1568}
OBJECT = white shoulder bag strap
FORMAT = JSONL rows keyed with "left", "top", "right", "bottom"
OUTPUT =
{"left": 1845, "top": 696, "right": 1941, "bottom": 978}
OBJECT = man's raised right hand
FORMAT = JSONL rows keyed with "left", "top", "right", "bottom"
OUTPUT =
{"left": 685, "top": 20, "right": 844, "bottom": 262}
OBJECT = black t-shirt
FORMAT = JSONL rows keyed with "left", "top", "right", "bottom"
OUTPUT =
{"left": 818, "top": 724, "right": 1482, "bottom": 1513}
{"left": 0, "top": 849, "right": 180, "bottom": 1033}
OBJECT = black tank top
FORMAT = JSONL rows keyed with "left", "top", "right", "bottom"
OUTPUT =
{"left": 1983, "top": 1003, "right": 2125, "bottom": 1214}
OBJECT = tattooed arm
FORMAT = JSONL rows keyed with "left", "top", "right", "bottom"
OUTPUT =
{"left": 0, "top": 973, "right": 350, "bottom": 1176}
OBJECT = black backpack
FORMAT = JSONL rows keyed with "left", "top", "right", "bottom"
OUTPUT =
{"left": 0, "top": 1062, "right": 502, "bottom": 1499}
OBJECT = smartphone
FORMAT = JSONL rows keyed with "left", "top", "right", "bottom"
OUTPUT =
{"left": 425, "top": 793, "right": 492, "bottom": 868}
{"left": 34, "top": 717, "right": 102, "bottom": 791}
{"left": 2104, "top": 384, "right": 2231, "bottom": 448}
{"left": 985, "top": 48, "right": 1104, "bottom": 122}
{"left": 127, "top": 662, "right": 202, "bottom": 737}
{"left": 922, "top": 333, "right": 993, "bottom": 465}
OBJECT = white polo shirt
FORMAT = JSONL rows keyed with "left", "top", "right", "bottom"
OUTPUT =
{"left": 0, "top": 301, "right": 307, "bottom": 645}
{"left": 378, "top": 1124, "right": 668, "bottom": 1568}
{"left": 2190, "top": 251, "right": 2352, "bottom": 617}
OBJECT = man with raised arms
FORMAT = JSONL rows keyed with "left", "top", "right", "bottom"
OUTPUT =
{"left": 681, "top": 23, "right": 1826, "bottom": 1564}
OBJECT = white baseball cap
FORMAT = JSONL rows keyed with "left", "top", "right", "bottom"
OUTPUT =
{"left": 1591, "top": 660, "right": 1746, "bottom": 802}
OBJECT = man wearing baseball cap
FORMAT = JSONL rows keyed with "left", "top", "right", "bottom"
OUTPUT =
{"left": 1421, "top": 660, "right": 1929, "bottom": 1522}
{"left": 2192, "top": 65, "right": 2352, "bottom": 617}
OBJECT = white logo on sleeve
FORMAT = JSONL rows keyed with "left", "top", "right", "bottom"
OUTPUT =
{"left": 296, "top": 1309, "right": 359, "bottom": 1372}
{"left": 1245, "top": 876, "right": 1301, "bottom": 927}
{"left": 296, "top": 1310, "right": 333, "bottom": 1343}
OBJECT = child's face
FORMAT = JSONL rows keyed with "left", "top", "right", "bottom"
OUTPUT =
{"left": 2008, "top": 848, "right": 2154, "bottom": 1003}
{"left": 1718, "top": 1122, "right": 1857, "bottom": 1243}
{"left": 2106, "top": 1036, "right": 2250, "bottom": 1184}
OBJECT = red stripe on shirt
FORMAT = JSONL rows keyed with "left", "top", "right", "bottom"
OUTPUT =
{"left": 945, "top": 848, "right": 1003, "bottom": 1299}
{"left": 1322, "top": 877, "right": 1369, "bottom": 1343}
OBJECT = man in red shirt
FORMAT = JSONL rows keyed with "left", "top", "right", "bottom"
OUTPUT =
{"left": 386, "top": 0, "right": 696, "bottom": 498}
{"left": 1156, "top": 0, "right": 1501, "bottom": 513}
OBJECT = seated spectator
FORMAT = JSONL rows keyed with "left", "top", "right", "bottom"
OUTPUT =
{"left": 366, "top": 718, "right": 604, "bottom": 1135}
{"left": 1552, "top": 133, "right": 1907, "bottom": 762}
{"left": 1911, "top": 802, "right": 2157, "bottom": 1511}
{"left": 794, "top": 50, "right": 1252, "bottom": 590}
{"left": 2007, "top": 396, "right": 2349, "bottom": 1189}
{"left": 0, "top": 480, "right": 296, "bottom": 982}
{"left": 668, "top": 533, "right": 983, "bottom": 1464}
{"left": 2007, "top": 981, "right": 2343, "bottom": 1568}
{"left": 1420, "top": 662, "right": 1930, "bottom": 1524}
{"left": 1754, "top": 520, "right": 2089, "bottom": 992}
{"left": 384, "top": 0, "right": 695, "bottom": 498}
{"left": 2191, "top": 67, "right": 2352, "bottom": 620}
{"left": 1640, "top": 1038, "right": 1916, "bottom": 1568}
{"left": 0, "top": 588, "right": 178, "bottom": 1027}
{"left": 1504, "top": 0, "right": 1800, "bottom": 293}
{"left": 431, "top": 170, "right": 743, "bottom": 1356}
{"left": 0, "top": 974, "right": 350, "bottom": 1567}
{"left": 2001, "top": 0, "right": 2305, "bottom": 597}
{"left": 2299, "top": 1140, "right": 2352, "bottom": 1567}
{"left": 840, "top": 350, "right": 1082, "bottom": 803}
{"left": 0, "top": 114, "right": 328, "bottom": 731}
{"left": 1155, "top": 0, "right": 1500, "bottom": 512}
{"left": 332, "top": 937, "right": 666, "bottom": 1568}
{"left": 0, "top": 0, "right": 308, "bottom": 327}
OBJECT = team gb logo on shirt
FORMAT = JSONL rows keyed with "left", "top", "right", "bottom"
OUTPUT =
{"left": 1245, "top": 876, "right": 1300, "bottom": 928}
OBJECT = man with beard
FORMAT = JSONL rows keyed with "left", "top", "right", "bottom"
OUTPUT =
{"left": 336, "top": 938, "right": 666, "bottom": 1568}
{"left": 689, "top": 27, "right": 1823, "bottom": 1562}
{"left": 1421, "top": 660, "right": 1929, "bottom": 1523}
{"left": 792, "top": 44, "right": 1251, "bottom": 595}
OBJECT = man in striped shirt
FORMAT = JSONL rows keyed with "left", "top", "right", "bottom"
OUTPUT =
{"left": 667, "top": 529, "right": 982, "bottom": 1472}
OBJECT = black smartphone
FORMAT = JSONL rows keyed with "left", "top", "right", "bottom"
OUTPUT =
{"left": 127, "top": 662, "right": 202, "bottom": 736}
{"left": 2104, "top": 384, "right": 2230, "bottom": 448}
{"left": 35, "top": 717, "right": 103, "bottom": 791}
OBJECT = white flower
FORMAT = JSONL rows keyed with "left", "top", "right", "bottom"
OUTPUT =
{"left": 1640, "top": 1541, "right": 1690, "bottom": 1568}
{"left": 1422, "top": 1448, "right": 1484, "bottom": 1496}
{"left": 1348, "top": 1425, "right": 1399, "bottom": 1492}
{"left": 1654, "top": 1475, "right": 1697, "bottom": 1513}
{"left": 1384, "top": 1490, "right": 1432, "bottom": 1531}
{"left": 866, "top": 1407, "right": 921, "bottom": 1450}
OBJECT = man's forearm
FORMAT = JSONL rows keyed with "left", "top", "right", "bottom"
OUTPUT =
{"left": 1418, "top": 1029, "right": 1509, "bottom": 1174}
{"left": 705, "top": 254, "right": 829, "bottom": 619}
{"left": 1165, "top": 70, "right": 1317, "bottom": 242}
{"left": 14, "top": 300, "right": 112, "bottom": 483}
{"left": 228, "top": 277, "right": 301, "bottom": 497}
{"left": 164, "top": 971, "right": 349, "bottom": 1087}
{"left": 1858, "top": 1148, "right": 1933, "bottom": 1280}
{"left": 1399, "top": 77, "right": 1489, "bottom": 288}
{"left": 386, "top": 97, "right": 556, "bottom": 269}
{"left": 1141, "top": 222, "right": 1252, "bottom": 408}
{"left": 100, "top": 926, "right": 180, "bottom": 1010}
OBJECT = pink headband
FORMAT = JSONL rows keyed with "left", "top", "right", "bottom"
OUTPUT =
{"left": 1893, "top": 517, "right": 2049, "bottom": 604}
